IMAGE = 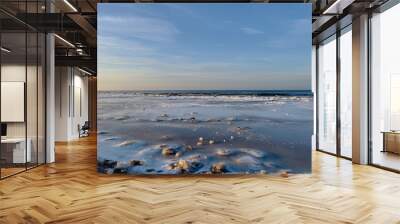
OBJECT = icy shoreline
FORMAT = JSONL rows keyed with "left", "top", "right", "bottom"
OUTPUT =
{"left": 98, "top": 92, "right": 313, "bottom": 175}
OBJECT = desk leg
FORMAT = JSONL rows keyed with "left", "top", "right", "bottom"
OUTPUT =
{"left": 382, "top": 133, "right": 386, "bottom": 153}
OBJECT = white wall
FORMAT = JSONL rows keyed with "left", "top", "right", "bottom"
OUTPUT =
{"left": 1, "top": 65, "right": 40, "bottom": 137}
{"left": 55, "top": 67, "right": 70, "bottom": 141}
{"left": 1, "top": 63, "right": 46, "bottom": 164}
{"left": 55, "top": 67, "right": 89, "bottom": 141}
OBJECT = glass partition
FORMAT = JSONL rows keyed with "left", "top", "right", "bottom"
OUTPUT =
{"left": 38, "top": 32, "right": 46, "bottom": 165}
{"left": 370, "top": 3, "right": 400, "bottom": 171}
{"left": 0, "top": 1, "right": 46, "bottom": 179}
{"left": 1, "top": 31, "right": 28, "bottom": 177}
{"left": 317, "top": 35, "right": 337, "bottom": 154}
{"left": 27, "top": 30, "right": 38, "bottom": 169}
{"left": 339, "top": 26, "right": 352, "bottom": 158}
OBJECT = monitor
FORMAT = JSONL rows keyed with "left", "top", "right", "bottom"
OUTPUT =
{"left": 1, "top": 123, "right": 7, "bottom": 137}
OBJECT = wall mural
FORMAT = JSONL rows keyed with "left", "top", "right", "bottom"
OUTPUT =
{"left": 97, "top": 3, "right": 312, "bottom": 175}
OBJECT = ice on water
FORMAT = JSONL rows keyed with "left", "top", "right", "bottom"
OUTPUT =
{"left": 97, "top": 91, "right": 313, "bottom": 175}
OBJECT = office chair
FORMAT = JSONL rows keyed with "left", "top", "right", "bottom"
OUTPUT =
{"left": 79, "top": 121, "right": 90, "bottom": 138}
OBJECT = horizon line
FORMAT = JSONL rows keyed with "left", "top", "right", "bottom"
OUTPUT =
{"left": 98, "top": 89, "right": 312, "bottom": 91}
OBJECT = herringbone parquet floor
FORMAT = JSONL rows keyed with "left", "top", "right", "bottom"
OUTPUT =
{"left": 1, "top": 135, "right": 400, "bottom": 224}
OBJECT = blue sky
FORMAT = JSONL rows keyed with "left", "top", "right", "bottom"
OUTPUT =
{"left": 98, "top": 4, "right": 311, "bottom": 91}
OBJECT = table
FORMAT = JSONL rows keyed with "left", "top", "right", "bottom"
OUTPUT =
{"left": 382, "top": 131, "right": 400, "bottom": 154}
{"left": 1, "top": 138, "right": 31, "bottom": 163}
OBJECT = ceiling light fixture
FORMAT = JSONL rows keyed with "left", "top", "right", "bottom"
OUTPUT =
{"left": 1, "top": 47, "right": 11, "bottom": 53}
{"left": 63, "top": 0, "right": 78, "bottom": 12}
{"left": 76, "top": 48, "right": 84, "bottom": 55}
{"left": 54, "top": 34, "right": 75, "bottom": 48}
{"left": 323, "top": 1, "right": 341, "bottom": 14}
{"left": 78, "top": 67, "right": 93, "bottom": 76}
{"left": 322, "top": 0, "right": 354, "bottom": 15}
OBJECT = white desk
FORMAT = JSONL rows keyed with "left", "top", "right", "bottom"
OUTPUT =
{"left": 1, "top": 138, "right": 31, "bottom": 163}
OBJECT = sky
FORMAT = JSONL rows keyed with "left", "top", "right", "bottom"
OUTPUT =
{"left": 98, "top": 4, "right": 311, "bottom": 91}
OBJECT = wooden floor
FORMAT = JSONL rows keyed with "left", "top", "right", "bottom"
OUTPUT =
{"left": 1, "top": 167, "right": 26, "bottom": 178}
{"left": 372, "top": 150, "right": 400, "bottom": 171}
{"left": 1, "top": 136, "right": 400, "bottom": 224}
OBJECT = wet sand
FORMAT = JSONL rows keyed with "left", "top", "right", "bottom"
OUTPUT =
{"left": 98, "top": 91, "right": 313, "bottom": 175}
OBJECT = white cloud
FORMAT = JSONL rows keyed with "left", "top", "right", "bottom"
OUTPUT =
{"left": 99, "top": 15, "right": 180, "bottom": 42}
{"left": 98, "top": 36, "right": 156, "bottom": 54}
{"left": 240, "top": 27, "right": 264, "bottom": 35}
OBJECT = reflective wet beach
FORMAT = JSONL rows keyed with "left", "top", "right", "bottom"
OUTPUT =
{"left": 97, "top": 91, "right": 313, "bottom": 175}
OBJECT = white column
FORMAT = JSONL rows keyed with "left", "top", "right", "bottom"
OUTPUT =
{"left": 45, "top": 0, "right": 56, "bottom": 163}
{"left": 46, "top": 33, "right": 55, "bottom": 163}
{"left": 352, "top": 14, "right": 369, "bottom": 164}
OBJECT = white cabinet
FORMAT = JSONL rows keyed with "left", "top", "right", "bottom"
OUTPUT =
{"left": 1, "top": 138, "right": 31, "bottom": 163}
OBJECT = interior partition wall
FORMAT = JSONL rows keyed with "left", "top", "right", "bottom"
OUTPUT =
{"left": 0, "top": 1, "right": 47, "bottom": 179}
{"left": 370, "top": 2, "right": 400, "bottom": 171}
{"left": 316, "top": 24, "right": 353, "bottom": 159}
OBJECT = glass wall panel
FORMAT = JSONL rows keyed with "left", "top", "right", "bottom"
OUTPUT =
{"left": 1, "top": 30, "right": 28, "bottom": 177}
{"left": 26, "top": 0, "right": 39, "bottom": 169}
{"left": 317, "top": 35, "right": 337, "bottom": 154}
{"left": 371, "top": 3, "right": 400, "bottom": 171}
{"left": 38, "top": 32, "right": 45, "bottom": 165}
{"left": 339, "top": 26, "right": 352, "bottom": 158}
{"left": 27, "top": 30, "right": 38, "bottom": 169}
{"left": 0, "top": 1, "right": 46, "bottom": 178}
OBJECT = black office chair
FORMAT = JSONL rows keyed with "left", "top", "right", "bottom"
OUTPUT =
{"left": 79, "top": 121, "right": 90, "bottom": 138}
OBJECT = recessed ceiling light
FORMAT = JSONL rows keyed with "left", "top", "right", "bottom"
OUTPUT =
{"left": 63, "top": 0, "right": 78, "bottom": 12}
{"left": 323, "top": 0, "right": 354, "bottom": 15}
{"left": 78, "top": 67, "right": 93, "bottom": 76}
{"left": 1, "top": 47, "right": 11, "bottom": 53}
{"left": 54, "top": 34, "right": 75, "bottom": 48}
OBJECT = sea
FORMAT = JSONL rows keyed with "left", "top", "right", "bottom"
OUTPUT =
{"left": 97, "top": 90, "right": 313, "bottom": 175}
